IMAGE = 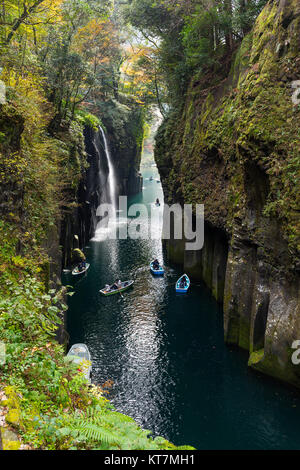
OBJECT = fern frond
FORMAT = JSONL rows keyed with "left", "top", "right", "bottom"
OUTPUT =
{"left": 73, "top": 422, "right": 121, "bottom": 445}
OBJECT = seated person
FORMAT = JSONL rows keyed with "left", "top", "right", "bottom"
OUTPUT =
{"left": 78, "top": 260, "right": 86, "bottom": 271}
{"left": 112, "top": 281, "right": 120, "bottom": 290}
{"left": 153, "top": 259, "right": 160, "bottom": 269}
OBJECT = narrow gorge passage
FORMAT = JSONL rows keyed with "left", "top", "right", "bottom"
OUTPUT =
{"left": 1, "top": 0, "right": 299, "bottom": 453}
{"left": 65, "top": 151, "right": 300, "bottom": 450}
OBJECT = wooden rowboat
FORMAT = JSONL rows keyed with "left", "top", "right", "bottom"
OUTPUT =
{"left": 99, "top": 280, "right": 134, "bottom": 296}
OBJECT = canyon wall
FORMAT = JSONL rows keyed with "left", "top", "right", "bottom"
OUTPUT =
{"left": 155, "top": 0, "right": 300, "bottom": 387}
{"left": 60, "top": 101, "right": 145, "bottom": 268}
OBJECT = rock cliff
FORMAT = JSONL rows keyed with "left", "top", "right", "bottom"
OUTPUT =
{"left": 155, "top": 0, "right": 300, "bottom": 387}
{"left": 60, "top": 101, "right": 145, "bottom": 268}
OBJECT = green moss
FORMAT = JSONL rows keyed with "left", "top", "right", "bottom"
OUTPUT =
{"left": 250, "top": 350, "right": 300, "bottom": 388}
{"left": 248, "top": 348, "right": 264, "bottom": 366}
{"left": 238, "top": 317, "right": 251, "bottom": 351}
{"left": 75, "top": 110, "right": 101, "bottom": 130}
{"left": 1, "top": 428, "right": 21, "bottom": 450}
{"left": 5, "top": 408, "right": 21, "bottom": 426}
{"left": 155, "top": 0, "right": 300, "bottom": 254}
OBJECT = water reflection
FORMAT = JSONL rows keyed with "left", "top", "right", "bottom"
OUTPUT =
{"left": 66, "top": 158, "right": 300, "bottom": 450}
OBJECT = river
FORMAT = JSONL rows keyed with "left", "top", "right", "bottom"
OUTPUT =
{"left": 65, "top": 154, "right": 300, "bottom": 450}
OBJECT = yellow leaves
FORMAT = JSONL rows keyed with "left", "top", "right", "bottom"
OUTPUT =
{"left": 11, "top": 256, "right": 27, "bottom": 269}
{"left": 0, "top": 151, "right": 27, "bottom": 183}
{"left": 1, "top": 0, "right": 63, "bottom": 47}
{"left": 72, "top": 18, "right": 118, "bottom": 59}
{"left": 120, "top": 44, "right": 158, "bottom": 103}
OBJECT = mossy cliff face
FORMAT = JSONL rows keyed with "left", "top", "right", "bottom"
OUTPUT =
{"left": 155, "top": 0, "right": 300, "bottom": 387}
{"left": 99, "top": 98, "right": 144, "bottom": 197}
{"left": 60, "top": 126, "right": 103, "bottom": 268}
{"left": 60, "top": 99, "right": 145, "bottom": 267}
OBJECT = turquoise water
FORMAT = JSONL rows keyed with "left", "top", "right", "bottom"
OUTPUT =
{"left": 65, "top": 159, "right": 300, "bottom": 450}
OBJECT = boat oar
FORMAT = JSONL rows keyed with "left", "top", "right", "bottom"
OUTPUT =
{"left": 119, "top": 290, "right": 124, "bottom": 299}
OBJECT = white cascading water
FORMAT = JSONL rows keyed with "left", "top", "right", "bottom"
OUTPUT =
{"left": 92, "top": 126, "right": 119, "bottom": 242}
{"left": 99, "top": 126, "right": 117, "bottom": 213}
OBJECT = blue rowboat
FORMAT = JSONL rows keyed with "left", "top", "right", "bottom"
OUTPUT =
{"left": 176, "top": 274, "right": 190, "bottom": 293}
{"left": 150, "top": 261, "right": 164, "bottom": 276}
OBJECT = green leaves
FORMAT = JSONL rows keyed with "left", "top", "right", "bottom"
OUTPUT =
{"left": 75, "top": 110, "right": 102, "bottom": 130}
{"left": 57, "top": 406, "right": 176, "bottom": 450}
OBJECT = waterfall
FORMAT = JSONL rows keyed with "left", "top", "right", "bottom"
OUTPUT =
{"left": 91, "top": 126, "right": 119, "bottom": 241}
{"left": 99, "top": 126, "right": 117, "bottom": 212}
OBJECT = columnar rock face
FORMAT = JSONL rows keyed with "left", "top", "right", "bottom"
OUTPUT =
{"left": 156, "top": 0, "right": 300, "bottom": 387}
{"left": 60, "top": 126, "right": 102, "bottom": 268}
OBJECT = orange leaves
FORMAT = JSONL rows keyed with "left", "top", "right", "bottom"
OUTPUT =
{"left": 72, "top": 18, "right": 119, "bottom": 60}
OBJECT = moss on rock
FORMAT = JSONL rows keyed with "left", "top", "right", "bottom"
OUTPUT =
{"left": 0, "top": 428, "right": 21, "bottom": 450}
{"left": 155, "top": 0, "right": 300, "bottom": 387}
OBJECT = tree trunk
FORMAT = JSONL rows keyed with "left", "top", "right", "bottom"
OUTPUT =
{"left": 224, "top": 0, "right": 233, "bottom": 51}
{"left": 5, "top": 0, "right": 45, "bottom": 45}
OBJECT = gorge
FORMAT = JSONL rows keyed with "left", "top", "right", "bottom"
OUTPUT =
{"left": 0, "top": 0, "right": 299, "bottom": 452}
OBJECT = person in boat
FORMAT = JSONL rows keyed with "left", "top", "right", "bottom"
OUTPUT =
{"left": 153, "top": 259, "right": 160, "bottom": 270}
{"left": 78, "top": 260, "right": 86, "bottom": 272}
{"left": 104, "top": 284, "right": 110, "bottom": 292}
{"left": 180, "top": 275, "right": 187, "bottom": 288}
{"left": 111, "top": 280, "right": 122, "bottom": 290}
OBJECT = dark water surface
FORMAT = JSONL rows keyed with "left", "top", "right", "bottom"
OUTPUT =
{"left": 66, "top": 161, "right": 300, "bottom": 450}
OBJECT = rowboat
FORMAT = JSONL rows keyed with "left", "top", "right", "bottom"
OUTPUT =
{"left": 66, "top": 343, "right": 92, "bottom": 382}
{"left": 150, "top": 261, "right": 164, "bottom": 276}
{"left": 99, "top": 280, "right": 134, "bottom": 296}
{"left": 176, "top": 274, "right": 190, "bottom": 293}
{"left": 72, "top": 263, "right": 90, "bottom": 276}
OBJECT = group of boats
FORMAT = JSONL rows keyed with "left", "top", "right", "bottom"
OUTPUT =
{"left": 67, "top": 261, "right": 190, "bottom": 381}
{"left": 71, "top": 259, "right": 190, "bottom": 295}
{"left": 150, "top": 260, "right": 190, "bottom": 293}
